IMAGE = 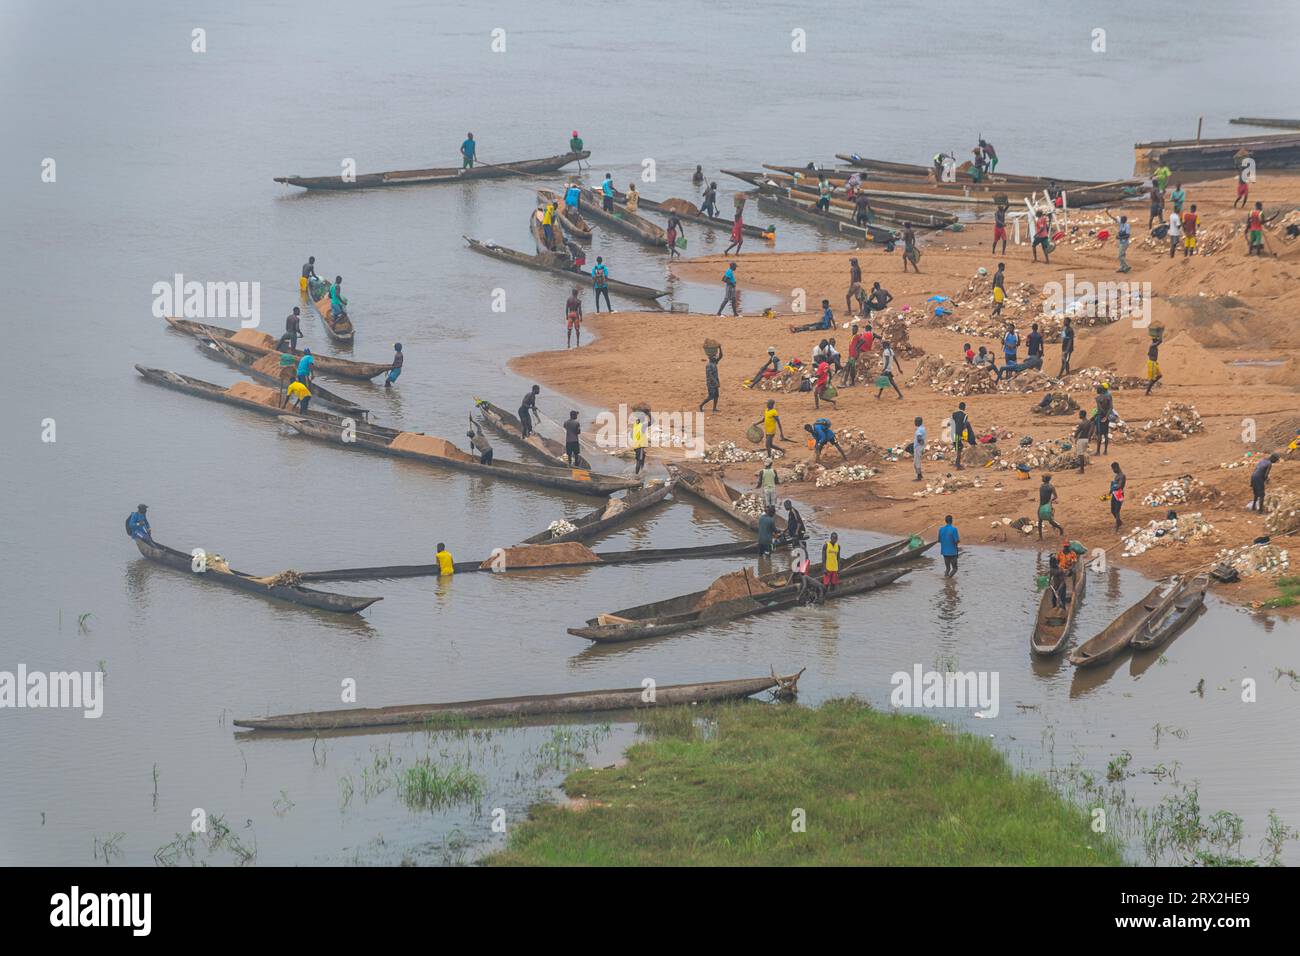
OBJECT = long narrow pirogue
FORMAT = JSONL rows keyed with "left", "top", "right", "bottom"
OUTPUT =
{"left": 475, "top": 399, "right": 592, "bottom": 470}
{"left": 669, "top": 463, "right": 787, "bottom": 535}
{"left": 191, "top": 336, "right": 368, "bottom": 417}
{"left": 722, "top": 169, "right": 957, "bottom": 226}
{"left": 536, "top": 189, "right": 593, "bottom": 241}
{"left": 570, "top": 537, "right": 932, "bottom": 644}
{"left": 132, "top": 536, "right": 381, "bottom": 613}
{"left": 1069, "top": 581, "right": 1179, "bottom": 668}
{"left": 576, "top": 186, "right": 668, "bottom": 247}
{"left": 1030, "top": 560, "right": 1087, "bottom": 655}
{"left": 1130, "top": 574, "right": 1209, "bottom": 653}
{"left": 273, "top": 149, "right": 590, "bottom": 191}
{"left": 279, "top": 415, "right": 640, "bottom": 497}
{"left": 462, "top": 237, "right": 669, "bottom": 301}
{"left": 305, "top": 275, "right": 354, "bottom": 344}
{"left": 756, "top": 193, "right": 900, "bottom": 244}
{"left": 232, "top": 672, "right": 803, "bottom": 733}
{"left": 519, "top": 482, "right": 674, "bottom": 544}
{"left": 135, "top": 366, "right": 367, "bottom": 428}
{"left": 164, "top": 317, "right": 393, "bottom": 380}
{"left": 299, "top": 538, "right": 778, "bottom": 582}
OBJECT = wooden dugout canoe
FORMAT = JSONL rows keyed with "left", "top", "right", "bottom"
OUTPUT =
{"left": 536, "top": 189, "right": 594, "bottom": 242}
{"left": 475, "top": 399, "right": 593, "bottom": 470}
{"left": 722, "top": 169, "right": 957, "bottom": 225}
{"left": 668, "top": 464, "right": 788, "bottom": 534}
{"left": 1030, "top": 559, "right": 1087, "bottom": 656}
{"left": 606, "top": 188, "right": 776, "bottom": 239}
{"left": 191, "top": 336, "right": 368, "bottom": 417}
{"left": 463, "top": 237, "right": 668, "bottom": 301}
{"left": 1130, "top": 574, "right": 1209, "bottom": 653}
{"left": 273, "top": 149, "right": 590, "bottom": 191}
{"left": 756, "top": 194, "right": 900, "bottom": 244}
{"left": 305, "top": 276, "right": 354, "bottom": 344}
{"left": 164, "top": 317, "right": 393, "bottom": 380}
{"left": 1069, "top": 581, "right": 1178, "bottom": 668}
{"left": 231, "top": 673, "right": 797, "bottom": 732}
{"left": 519, "top": 481, "right": 674, "bottom": 544}
{"left": 135, "top": 365, "right": 366, "bottom": 428}
{"left": 278, "top": 415, "right": 640, "bottom": 497}
{"left": 829, "top": 156, "right": 1103, "bottom": 189}
{"left": 132, "top": 536, "right": 381, "bottom": 614}
{"left": 577, "top": 187, "right": 668, "bottom": 247}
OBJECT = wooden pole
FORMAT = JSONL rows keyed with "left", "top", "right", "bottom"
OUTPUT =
{"left": 1196, "top": 116, "right": 1203, "bottom": 142}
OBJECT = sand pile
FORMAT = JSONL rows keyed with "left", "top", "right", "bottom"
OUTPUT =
{"left": 230, "top": 329, "right": 277, "bottom": 350}
{"left": 697, "top": 568, "right": 770, "bottom": 609}
{"left": 1121, "top": 513, "right": 1217, "bottom": 557}
{"left": 1141, "top": 476, "right": 1220, "bottom": 508}
{"left": 251, "top": 353, "right": 292, "bottom": 378}
{"left": 1259, "top": 417, "right": 1300, "bottom": 451}
{"left": 390, "top": 432, "right": 475, "bottom": 461}
{"left": 225, "top": 381, "right": 282, "bottom": 407}
{"left": 870, "top": 312, "right": 923, "bottom": 358}
{"left": 481, "top": 542, "right": 600, "bottom": 569}
{"left": 1119, "top": 402, "right": 1204, "bottom": 443}
{"left": 1214, "top": 543, "right": 1290, "bottom": 578}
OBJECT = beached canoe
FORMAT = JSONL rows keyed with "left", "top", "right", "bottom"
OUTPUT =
{"left": 475, "top": 399, "right": 592, "bottom": 470}
{"left": 1069, "top": 582, "right": 1178, "bottom": 668}
{"left": 757, "top": 194, "right": 900, "bottom": 244}
{"left": 1133, "top": 132, "right": 1300, "bottom": 174}
{"left": 305, "top": 276, "right": 354, "bottom": 344}
{"left": 520, "top": 481, "right": 674, "bottom": 544}
{"left": 191, "top": 336, "right": 368, "bottom": 417}
{"left": 529, "top": 205, "right": 570, "bottom": 262}
{"left": 536, "top": 189, "right": 594, "bottom": 242}
{"left": 606, "top": 188, "right": 776, "bottom": 239}
{"left": 1130, "top": 574, "right": 1209, "bottom": 653}
{"left": 829, "top": 156, "right": 1103, "bottom": 189}
{"left": 577, "top": 187, "right": 668, "bottom": 247}
{"left": 132, "top": 536, "right": 381, "bottom": 614}
{"left": 164, "top": 318, "right": 393, "bottom": 380}
{"left": 232, "top": 672, "right": 799, "bottom": 732}
{"left": 135, "top": 365, "right": 366, "bottom": 427}
{"left": 722, "top": 170, "right": 957, "bottom": 226}
{"left": 273, "top": 149, "right": 590, "bottom": 191}
{"left": 669, "top": 464, "right": 787, "bottom": 534}
{"left": 279, "top": 415, "right": 640, "bottom": 497}
{"left": 1030, "top": 560, "right": 1087, "bottom": 656}
{"left": 463, "top": 237, "right": 668, "bottom": 301}
{"left": 570, "top": 537, "right": 932, "bottom": 644}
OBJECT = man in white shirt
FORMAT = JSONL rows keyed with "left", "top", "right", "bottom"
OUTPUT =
{"left": 1166, "top": 209, "right": 1182, "bottom": 260}
{"left": 913, "top": 416, "right": 927, "bottom": 481}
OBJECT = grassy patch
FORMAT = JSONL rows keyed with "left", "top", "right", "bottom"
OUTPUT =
{"left": 486, "top": 699, "right": 1123, "bottom": 866}
{"left": 1260, "top": 576, "right": 1300, "bottom": 609}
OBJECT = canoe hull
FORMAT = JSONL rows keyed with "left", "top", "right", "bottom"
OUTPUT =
{"left": 520, "top": 481, "right": 673, "bottom": 544}
{"left": 1030, "top": 560, "right": 1087, "bottom": 656}
{"left": 164, "top": 317, "right": 391, "bottom": 380}
{"left": 463, "top": 237, "right": 668, "bottom": 301}
{"left": 274, "top": 150, "right": 590, "bottom": 191}
{"left": 1131, "top": 575, "right": 1209, "bottom": 653}
{"left": 476, "top": 399, "right": 592, "bottom": 470}
{"left": 1069, "top": 583, "right": 1174, "bottom": 667}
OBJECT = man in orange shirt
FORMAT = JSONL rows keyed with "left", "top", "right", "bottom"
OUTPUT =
{"left": 1180, "top": 204, "right": 1200, "bottom": 257}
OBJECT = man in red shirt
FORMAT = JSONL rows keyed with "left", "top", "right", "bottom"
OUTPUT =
{"left": 1032, "top": 212, "right": 1052, "bottom": 263}
{"left": 1181, "top": 205, "right": 1200, "bottom": 257}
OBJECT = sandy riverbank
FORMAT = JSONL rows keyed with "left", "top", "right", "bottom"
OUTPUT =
{"left": 513, "top": 172, "right": 1300, "bottom": 609}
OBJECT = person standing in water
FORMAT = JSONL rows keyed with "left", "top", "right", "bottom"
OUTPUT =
{"left": 938, "top": 514, "right": 960, "bottom": 577}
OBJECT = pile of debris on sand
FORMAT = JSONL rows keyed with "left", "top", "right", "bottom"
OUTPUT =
{"left": 1219, "top": 451, "right": 1261, "bottom": 470}
{"left": 731, "top": 493, "right": 767, "bottom": 520}
{"left": 1141, "top": 475, "right": 1220, "bottom": 508}
{"left": 906, "top": 355, "right": 1001, "bottom": 394}
{"left": 1052, "top": 213, "right": 1135, "bottom": 251}
{"left": 1214, "top": 542, "right": 1290, "bottom": 578}
{"left": 1118, "top": 402, "right": 1204, "bottom": 443}
{"left": 1029, "top": 392, "right": 1080, "bottom": 415}
{"left": 989, "top": 515, "right": 1036, "bottom": 535}
{"left": 704, "top": 440, "right": 787, "bottom": 463}
{"left": 1137, "top": 220, "right": 1238, "bottom": 256}
{"left": 1121, "top": 513, "right": 1217, "bottom": 557}
{"left": 938, "top": 273, "right": 1042, "bottom": 337}
{"left": 994, "top": 437, "right": 1086, "bottom": 472}
{"left": 813, "top": 463, "right": 880, "bottom": 488}
{"left": 1263, "top": 488, "right": 1300, "bottom": 536}
{"left": 912, "top": 472, "right": 985, "bottom": 497}
{"left": 862, "top": 311, "right": 924, "bottom": 358}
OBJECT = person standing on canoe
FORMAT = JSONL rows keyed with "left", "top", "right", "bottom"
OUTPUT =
{"left": 285, "top": 378, "right": 311, "bottom": 415}
{"left": 1108, "top": 461, "right": 1126, "bottom": 532}
{"left": 280, "top": 307, "right": 303, "bottom": 351}
{"left": 329, "top": 276, "right": 348, "bottom": 318}
{"left": 1249, "top": 453, "right": 1279, "bottom": 512}
{"left": 565, "top": 287, "right": 583, "bottom": 348}
{"left": 1037, "top": 474, "right": 1063, "bottom": 540}
{"left": 756, "top": 398, "right": 788, "bottom": 455}
{"left": 757, "top": 459, "right": 780, "bottom": 511}
{"left": 460, "top": 133, "right": 476, "bottom": 169}
{"left": 980, "top": 139, "right": 998, "bottom": 173}
{"left": 821, "top": 532, "right": 842, "bottom": 591}
{"left": 591, "top": 256, "right": 612, "bottom": 313}
{"left": 386, "top": 343, "right": 403, "bottom": 387}
{"left": 853, "top": 191, "right": 873, "bottom": 228}
{"left": 601, "top": 173, "right": 615, "bottom": 212}
{"left": 564, "top": 181, "right": 582, "bottom": 212}
{"left": 724, "top": 213, "right": 744, "bottom": 256}
{"left": 625, "top": 182, "right": 641, "bottom": 214}
{"left": 939, "top": 514, "right": 960, "bottom": 577}
{"left": 541, "top": 201, "right": 558, "bottom": 251}
{"left": 295, "top": 349, "right": 315, "bottom": 385}
{"left": 758, "top": 505, "right": 777, "bottom": 557}
{"left": 563, "top": 410, "right": 582, "bottom": 466}
{"left": 666, "top": 212, "right": 685, "bottom": 260}
{"left": 701, "top": 181, "right": 719, "bottom": 218}
{"left": 781, "top": 500, "right": 808, "bottom": 546}
{"left": 125, "top": 504, "right": 152, "bottom": 542}
{"left": 992, "top": 205, "right": 1008, "bottom": 255}
{"left": 519, "top": 385, "right": 541, "bottom": 439}
{"left": 435, "top": 543, "right": 455, "bottom": 577}
{"left": 1152, "top": 163, "right": 1172, "bottom": 195}
{"left": 717, "top": 261, "right": 739, "bottom": 316}
{"left": 569, "top": 130, "right": 583, "bottom": 154}
{"left": 467, "top": 420, "right": 494, "bottom": 464}
{"left": 902, "top": 223, "right": 920, "bottom": 273}
{"left": 299, "top": 257, "right": 317, "bottom": 295}
{"left": 1059, "top": 316, "right": 1075, "bottom": 377}
{"left": 699, "top": 344, "right": 722, "bottom": 413}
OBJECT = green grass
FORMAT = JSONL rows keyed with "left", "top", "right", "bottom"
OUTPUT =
{"left": 486, "top": 699, "right": 1124, "bottom": 866}
{"left": 1260, "top": 576, "right": 1300, "bottom": 608}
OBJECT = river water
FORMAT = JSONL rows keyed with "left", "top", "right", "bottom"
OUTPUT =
{"left": 3, "top": 0, "right": 1298, "bottom": 865}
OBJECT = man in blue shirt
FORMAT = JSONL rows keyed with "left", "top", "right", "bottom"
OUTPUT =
{"left": 564, "top": 182, "right": 581, "bottom": 211}
{"left": 460, "top": 133, "right": 476, "bottom": 169}
{"left": 1002, "top": 324, "right": 1019, "bottom": 365}
{"left": 938, "top": 514, "right": 960, "bottom": 576}
{"left": 1117, "top": 214, "right": 1132, "bottom": 273}
{"left": 805, "top": 418, "right": 847, "bottom": 463}
{"left": 790, "top": 298, "right": 836, "bottom": 333}
{"left": 601, "top": 173, "right": 615, "bottom": 211}
{"left": 296, "top": 349, "right": 315, "bottom": 384}
{"left": 125, "top": 504, "right": 152, "bottom": 542}
{"left": 716, "top": 262, "right": 739, "bottom": 316}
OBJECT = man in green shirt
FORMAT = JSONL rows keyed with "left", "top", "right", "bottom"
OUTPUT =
{"left": 569, "top": 130, "right": 583, "bottom": 153}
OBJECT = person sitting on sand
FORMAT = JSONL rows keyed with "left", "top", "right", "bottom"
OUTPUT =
{"left": 791, "top": 299, "right": 836, "bottom": 334}
{"left": 748, "top": 347, "right": 781, "bottom": 389}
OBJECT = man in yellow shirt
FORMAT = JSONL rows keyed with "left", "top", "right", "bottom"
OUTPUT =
{"left": 285, "top": 379, "right": 311, "bottom": 414}
{"left": 541, "top": 202, "right": 557, "bottom": 250}
{"left": 821, "top": 532, "right": 841, "bottom": 589}
{"left": 630, "top": 412, "right": 650, "bottom": 475}
{"left": 435, "top": 543, "right": 454, "bottom": 577}
{"left": 755, "top": 398, "right": 788, "bottom": 455}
